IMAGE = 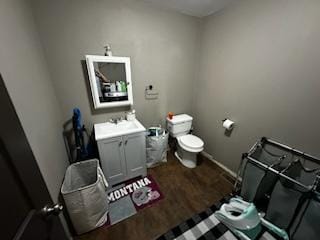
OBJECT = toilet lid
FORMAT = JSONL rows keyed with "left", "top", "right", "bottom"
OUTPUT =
{"left": 179, "top": 134, "right": 204, "bottom": 150}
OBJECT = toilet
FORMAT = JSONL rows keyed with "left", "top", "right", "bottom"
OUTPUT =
{"left": 167, "top": 114, "right": 204, "bottom": 168}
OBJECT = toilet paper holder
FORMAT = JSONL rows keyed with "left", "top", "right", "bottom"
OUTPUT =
{"left": 222, "top": 118, "right": 235, "bottom": 131}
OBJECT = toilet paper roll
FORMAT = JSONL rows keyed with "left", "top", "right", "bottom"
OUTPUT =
{"left": 223, "top": 119, "right": 234, "bottom": 130}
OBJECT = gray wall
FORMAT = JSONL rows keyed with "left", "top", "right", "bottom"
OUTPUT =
{"left": 193, "top": 0, "right": 320, "bottom": 172}
{"left": 9, "top": 0, "right": 320, "bottom": 181}
{"left": 30, "top": 0, "right": 200, "bottom": 128}
{"left": 0, "top": 0, "right": 68, "bottom": 201}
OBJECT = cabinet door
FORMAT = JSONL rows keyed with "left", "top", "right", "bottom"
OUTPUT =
{"left": 123, "top": 133, "right": 147, "bottom": 179}
{"left": 97, "top": 136, "right": 126, "bottom": 186}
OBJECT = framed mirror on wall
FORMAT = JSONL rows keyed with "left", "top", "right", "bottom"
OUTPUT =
{"left": 85, "top": 55, "right": 133, "bottom": 109}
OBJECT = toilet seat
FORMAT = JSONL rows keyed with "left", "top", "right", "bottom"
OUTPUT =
{"left": 178, "top": 134, "right": 204, "bottom": 153}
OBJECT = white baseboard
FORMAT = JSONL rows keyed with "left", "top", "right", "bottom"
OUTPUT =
{"left": 201, "top": 151, "right": 237, "bottom": 178}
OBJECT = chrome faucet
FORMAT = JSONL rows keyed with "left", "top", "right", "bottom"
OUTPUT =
{"left": 109, "top": 117, "right": 124, "bottom": 124}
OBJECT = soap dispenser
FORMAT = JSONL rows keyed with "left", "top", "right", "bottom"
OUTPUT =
{"left": 104, "top": 44, "right": 112, "bottom": 56}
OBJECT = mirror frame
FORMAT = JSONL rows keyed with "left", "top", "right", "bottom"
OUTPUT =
{"left": 85, "top": 55, "right": 133, "bottom": 109}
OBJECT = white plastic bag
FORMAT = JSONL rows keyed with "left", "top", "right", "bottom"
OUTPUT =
{"left": 146, "top": 130, "right": 169, "bottom": 168}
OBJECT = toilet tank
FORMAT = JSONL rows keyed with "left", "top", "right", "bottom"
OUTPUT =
{"left": 167, "top": 114, "right": 193, "bottom": 137}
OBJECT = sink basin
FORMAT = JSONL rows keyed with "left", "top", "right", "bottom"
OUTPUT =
{"left": 94, "top": 119, "right": 146, "bottom": 140}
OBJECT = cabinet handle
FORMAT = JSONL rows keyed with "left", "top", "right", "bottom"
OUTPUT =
{"left": 124, "top": 140, "right": 128, "bottom": 145}
{"left": 119, "top": 141, "right": 122, "bottom": 147}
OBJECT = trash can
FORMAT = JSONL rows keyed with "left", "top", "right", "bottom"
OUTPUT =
{"left": 146, "top": 127, "right": 169, "bottom": 168}
{"left": 61, "top": 159, "right": 108, "bottom": 234}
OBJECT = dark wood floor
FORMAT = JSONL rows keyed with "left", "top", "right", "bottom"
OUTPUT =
{"left": 77, "top": 151, "right": 234, "bottom": 240}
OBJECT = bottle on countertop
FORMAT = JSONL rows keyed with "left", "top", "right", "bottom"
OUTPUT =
{"left": 126, "top": 109, "right": 136, "bottom": 121}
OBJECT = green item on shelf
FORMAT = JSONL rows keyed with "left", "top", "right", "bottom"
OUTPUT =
{"left": 120, "top": 81, "right": 127, "bottom": 92}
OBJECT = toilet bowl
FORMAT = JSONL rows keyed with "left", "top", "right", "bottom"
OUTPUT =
{"left": 167, "top": 114, "right": 204, "bottom": 168}
{"left": 175, "top": 134, "right": 204, "bottom": 168}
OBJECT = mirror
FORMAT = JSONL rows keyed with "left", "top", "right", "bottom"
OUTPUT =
{"left": 85, "top": 55, "right": 133, "bottom": 109}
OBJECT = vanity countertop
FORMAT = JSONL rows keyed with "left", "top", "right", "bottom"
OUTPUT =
{"left": 94, "top": 119, "right": 146, "bottom": 141}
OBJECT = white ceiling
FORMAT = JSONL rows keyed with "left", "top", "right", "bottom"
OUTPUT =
{"left": 143, "top": 0, "right": 235, "bottom": 18}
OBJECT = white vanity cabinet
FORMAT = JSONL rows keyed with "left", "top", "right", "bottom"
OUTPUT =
{"left": 97, "top": 132, "right": 147, "bottom": 186}
{"left": 123, "top": 133, "right": 147, "bottom": 179}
